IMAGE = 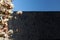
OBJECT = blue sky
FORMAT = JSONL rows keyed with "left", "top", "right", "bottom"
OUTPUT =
{"left": 13, "top": 0, "right": 60, "bottom": 11}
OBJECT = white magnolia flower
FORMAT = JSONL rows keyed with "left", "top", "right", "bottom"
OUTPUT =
{"left": 17, "top": 11, "right": 23, "bottom": 15}
{"left": 0, "top": 0, "right": 3, "bottom": 5}
{"left": 8, "top": 29, "right": 13, "bottom": 34}
{"left": 10, "top": 3, "right": 14, "bottom": 8}
{"left": 7, "top": 9, "right": 13, "bottom": 14}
